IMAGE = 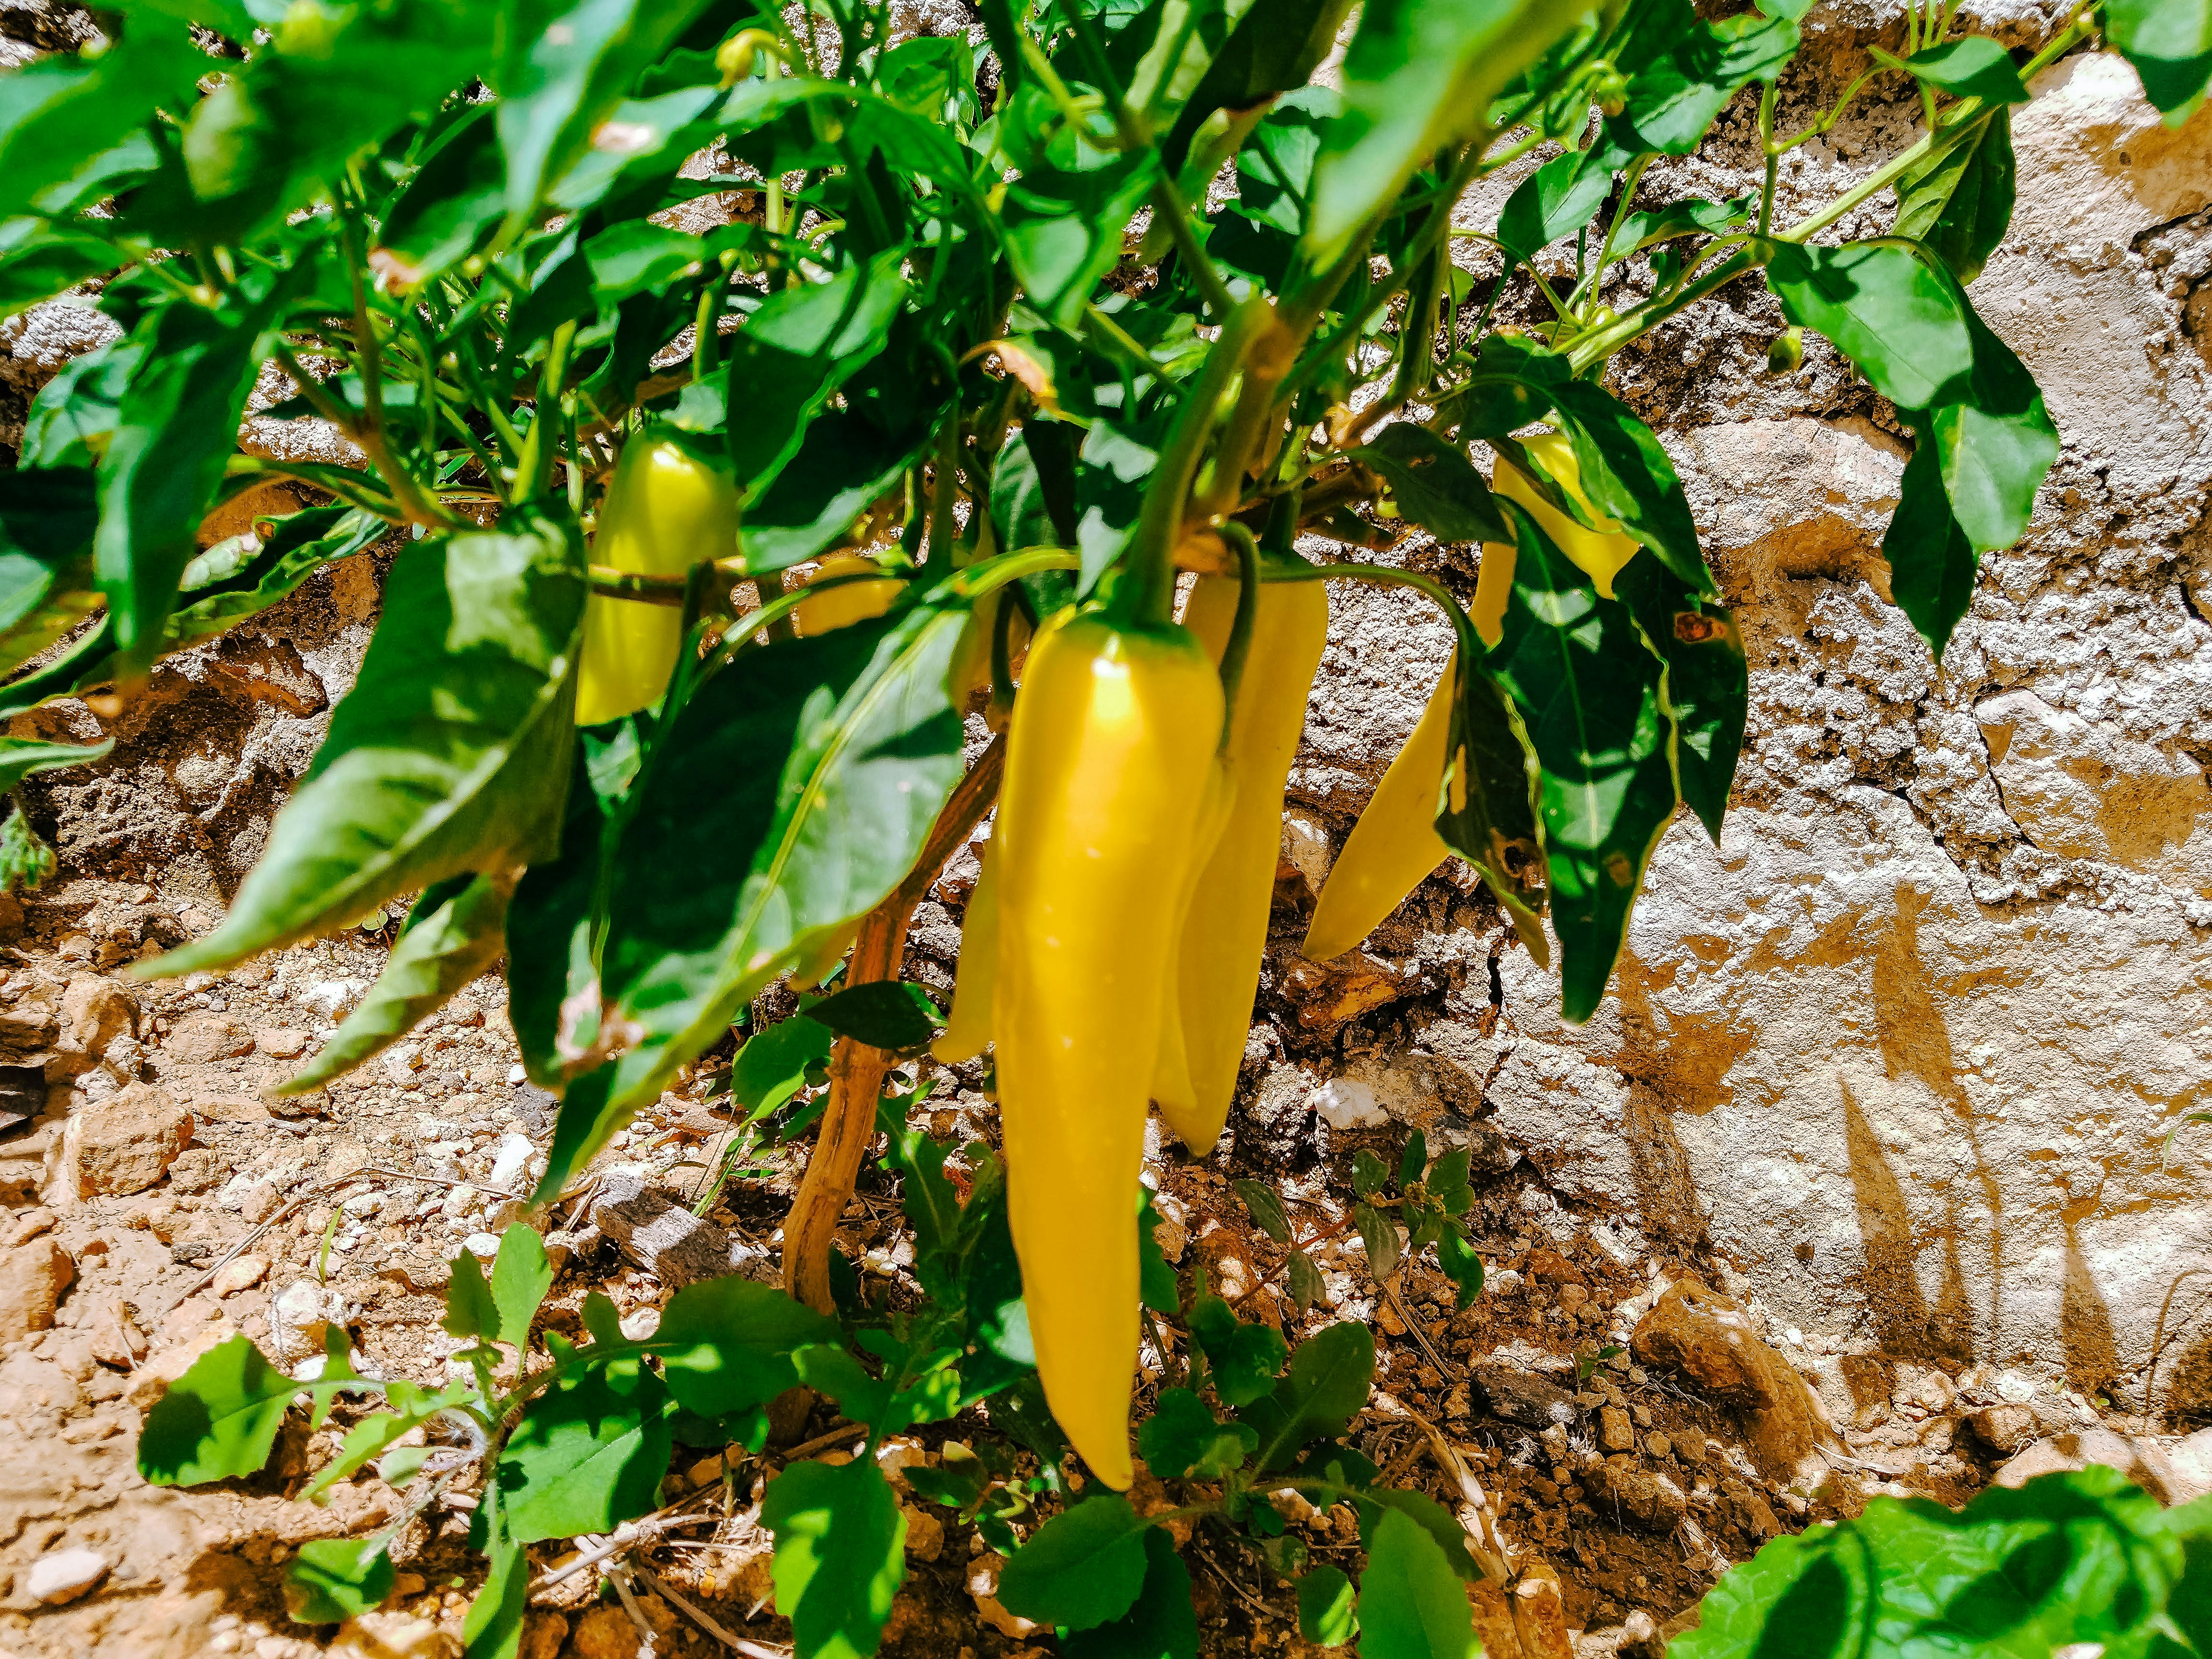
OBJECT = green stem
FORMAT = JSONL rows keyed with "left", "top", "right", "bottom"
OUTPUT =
{"left": 1213, "top": 522, "right": 1261, "bottom": 752}
{"left": 515, "top": 321, "right": 577, "bottom": 503}
{"left": 1128, "top": 298, "right": 1273, "bottom": 625}
{"left": 1261, "top": 558, "right": 1482, "bottom": 666}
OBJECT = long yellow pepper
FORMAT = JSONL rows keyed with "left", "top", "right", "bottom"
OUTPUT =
{"left": 576, "top": 435, "right": 739, "bottom": 726}
{"left": 994, "top": 610, "right": 1224, "bottom": 1490}
{"left": 1302, "top": 433, "right": 1639, "bottom": 961}
{"left": 793, "top": 554, "right": 905, "bottom": 636}
{"left": 1159, "top": 574, "right": 1329, "bottom": 1151}
{"left": 929, "top": 842, "right": 998, "bottom": 1065}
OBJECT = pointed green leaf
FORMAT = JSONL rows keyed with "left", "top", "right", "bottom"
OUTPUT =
{"left": 1245, "top": 1321, "right": 1375, "bottom": 1473}
{"left": 443, "top": 1247, "right": 500, "bottom": 1343}
{"left": 1487, "top": 502, "right": 1677, "bottom": 1025}
{"left": 1612, "top": 557, "right": 1746, "bottom": 841}
{"left": 1624, "top": 9, "right": 1799, "bottom": 155}
{"left": 805, "top": 980, "right": 943, "bottom": 1050}
{"left": 137, "top": 1334, "right": 300, "bottom": 1486}
{"left": 1357, "top": 1507, "right": 1478, "bottom": 1659}
{"left": 1063, "top": 1527, "right": 1200, "bottom": 1659}
{"left": 96, "top": 288, "right": 293, "bottom": 675}
{"left": 461, "top": 1485, "right": 531, "bottom": 1659}
{"left": 1435, "top": 1226, "right": 1484, "bottom": 1308}
{"left": 1436, "top": 649, "right": 1548, "bottom": 955}
{"left": 498, "top": 1357, "right": 678, "bottom": 1543}
{"left": 0, "top": 23, "right": 206, "bottom": 221}
{"left": 1287, "top": 1250, "right": 1327, "bottom": 1310}
{"left": 727, "top": 249, "right": 911, "bottom": 489}
{"left": 280, "top": 872, "right": 511, "bottom": 1092}
{"left": 145, "top": 514, "right": 585, "bottom": 977}
{"left": 1307, "top": 0, "right": 1579, "bottom": 260}
{"left": 540, "top": 601, "right": 968, "bottom": 1195}
{"left": 1882, "top": 432, "right": 1979, "bottom": 659}
{"left": 1355, "top": 1488, "right": 1482, "bottom": 1584}
{"left": 489, "top": 1227, "right": 553, "bottom": 1350}
{"left": 1495, "top": 135, "right": 1633, "bottom": 264}
{"left": 298, "top": 1377, "right": 476, "bottom": 1503}
{"left": 1353, "top": 1202, "right": 1400, "bottom": 1283}
{"left": 1547, "top": 379, "right": 1714, "bottom": 594}
{"left": 1893, "top": 106, "right": 2014, "bottom": 286}
{"left": 284, "top": 1537, "right": 394, "bottom": 1625}
{"left": 1298, "top": 1565, "right": 1357, "bottom": 1647}
{"left": 1928, "top": 305, "right": 2057, "bottom": 553}
{"left": 761, "top": 1456, "right": 908, "bottom": 1659}
{"left": 998, "top": 1494, "right": 1153, "bottom": 1631}
{"left": 653, "top": 1277, "right": 844, "bottom": 1419}
{"left": 2105, "top": 0, "right": 2212, "bottom": 122}
{"left": 1355, "top": 426, "right": 1508, "bottom": 543}
{"left": 0, "top": 735, "right": 112, "bottom": 793}
{"left": 739, "top": 408, "right": 936, "bottom": 575}
{"left": 1189, "top": 1294, "right": 1289, "bottom": 1407}
{"left": 1231, "top": 1179, "right": 1292, "bottom": 1245}
{"left": 1766, "top": 240, "right": 1972, "bottom": 411}
{"left": 1901, "top": 38, "right": 2030, "bottom": 106}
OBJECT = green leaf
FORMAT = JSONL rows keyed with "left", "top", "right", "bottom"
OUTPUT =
{"left": 1063, "top": 1527, "right": 1200, "bottom": 1659}
{"left": 1356, "top": 1507, "right": 1479, "bottom": 1659}
{"left": 805, "top": 980, "right": 943, "bottom": 1050}
{"left": 1298, "top": 1565, "right": 1357, "bottom": 1647}
{"left": 1231, "top": 85, "right": 1337, "bottom": 236}
{"left": 495, "top": 0, "right": 715, "bottom": 231}
{"left": 1893, "top": 106, "right": 2014, "bottom": 286}
{"left": 297, "top": 1377, "right": 476, "bottom": 1503}
{"left": 443, "top": 1246, "right": 501, "bottom": 1343}
{"left": 0, "top": 805, "right": 54, "bottom": 895}
{"left": 96, "top": 287, "right": 292, "bottom": 675}
{"left": 1882, "top": 432, "right": 1979, "bottom": 659}
{"left": 137, "top": 1334, "right": 299, "bottom": 1486}
{"left": 727, "top": 250, "right": 911, "bottom": 490}
{"left": 1674, "top": 1468, "right": 2188, "bottom": 1659}
{"left": 20, "top": 338, "right": 141, "bottom": 470}
{"left": 1613, "top": 194, "right": 1754, "bottom": 252}
{"left": 1159, "top": 0, "right": 1352, "bottom": 172}
{"left": 654, "top": 1277, "right": 844, "bottom": 1419}
{"left": 145, "top": 514, "right": 585, "bottom": 977}
{"left": 1927, "top": 305, "right": 2058, "bottom": 554}
{"left": 1244, "top": 1321, "right": 1375, "bottom": 1473}
{"left": 1901, "top": 37, "right": 2030, "bottom": 106}
{"left": 1351, "top": 1149, "right": 1390, "bottom": 1198}
{"left": 505, "top": 732, "right": 626, "bottom": 1088}
{"left": 1136, "top": 1387, "right": 1255, "bottom": 1479}
{"left": 1355, "top": 426, "right": 1508, "bottom": 543}
{"left": 1764, "top": 240, "right": 1972, "bottom": 413}
{"left": 1308, "top": 0, "right": 1580, "bottom": 260}
{"left": 1487, "top": 501, "right": 1677, "bottom": 1026}
{"left": 543, "top": 601, "right": 969, "bottom": 1195}
{"left": 2105, "top": 0, "right": 2212, "bottom": 122}
{"left": 0, "top": 735, "right": 112, "bottom": 794}
{"left": 283, "top": 1538, "right": 393, "bottom": 1625}
{"left": 998, "top": 1494, "right": 1153, "bottom": 1631}
{"left": 1427, "top": 1148, "right": 1473, "bottom": 1214}
{"left": 498, "top": 1357, "right": 678, "bottom": 1543}
{"left": 1231, "top": 1179, "right": 1291, "bottom": 1245}
{"left": 489, "top": 1227, "right": 553, "bottom": 1350}
{"left": 1547, "top": 379, "right": 1714, "bottom": 595}
{"left": 372, "top": 105, "right": 505, "bottom": 287}
{"left": 739, "top": 408, "right": 936, "bottom": 575}
{"left": 0, "top": 23, "right": 206, "bottom": 222}
{"left": 1138, "top": 1186, "right": 1181, "bottom": 1316}
{"left": 1495, "top": 135, "right": 1632, "bottom": 264}
{"left": 1355, "top": 1489, "right": 1481, "bottom": 1584}
{"left": 279, "top": 872, "right": 511, "bottom": 1091}
{"left": 0, "top": 219, "right": 118, "bottom": 320}
{"left": 1353, "top": 1202, "right": 1400, "bottom": 1283}
{"left": 1436, "top": 651, "right": 1548, "bottom": 952}
{"left": 730, "top": 1016, "right": 836, "bottom": 1113}
{"left": 761, "top": 1456, "right": 908, "bottom": 1659}
{"left": 1188, "top": 1295, "right": 1289, "bottom": 1407}
{"left": 1398, "top": 1130, "right": 1429, "bottom": 1189}
{"left": 1624, "top": 9, "right": 1799, "bottom": 156}
{"left": 461, "top": 1484, "right": 531, "bottom": 1659}
{"left": 1286, "top": 1250, "right": 1327, "bottom": 1311}
{"left": 1611, "top": 556, "right": 1746, "bottom": 841}
{"left": 1005, "top": 145, "right": 1160, "bottom": 331}
{"left": 1435, "top": 1226, "right": 1484, "bottom": 1308}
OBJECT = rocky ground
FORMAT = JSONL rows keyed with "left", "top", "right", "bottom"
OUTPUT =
{"left": 0, "top": 857, "right": 2203, "bottom": 1659}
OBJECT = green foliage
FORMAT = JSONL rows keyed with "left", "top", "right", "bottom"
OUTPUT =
{"left": 41, "top": 2, "right": 2138, "bottom": 1652}
{"left": 283, "top": 1538, "right": 396, "bottom": 1625}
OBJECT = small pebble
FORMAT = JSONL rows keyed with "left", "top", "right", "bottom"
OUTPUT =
{"left": 212, "top": 1254, "right": 270, "bottom": 1297}
{"left": 28, "top": 1546, "right": 109, "bottom": 1604}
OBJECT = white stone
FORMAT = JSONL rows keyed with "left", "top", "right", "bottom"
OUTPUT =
{"left": 1310, "top": 1076, "right": 1387, "bottom": 1130}
{"left": 28, "top": 1546, "right": 108, "bottom": 1604}
{"left": 462, "top": 1232, "right": 499, "bottom": 1259}
{"left": 485, "top": 1132, "right": 534, "bottom": 1192}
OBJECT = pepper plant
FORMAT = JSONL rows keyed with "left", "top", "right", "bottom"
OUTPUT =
{"left": 5, "top": 0, "right": 2209, "bottom": 1650}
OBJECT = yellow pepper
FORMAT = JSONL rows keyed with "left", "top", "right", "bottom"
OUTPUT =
{"left": 792, "top": 554, "right": 905, "bottom": 636}
{"left": 1148, "top": 757, "right": 1232, "bottom": 1133}
{"left": 1489, "top": 431, "right": 1641, "bottom": 599}
{"left": 576, "top": 433, "right": 739, "bottom": 726}
{"left": 1158, "top": 573, "right": 1329, "bottom": 1152}
{"left": 994, "top": 609, "right": 1224, "bottom": 1490}
{"left": 1301, "top": 646, "right": 1457, "bottom": 963}
{"left": 1300, "top": 433, "right": 1640, "bottom": 961}
{"left": 929, "top": 842, "right": 998, "bottom": 1065}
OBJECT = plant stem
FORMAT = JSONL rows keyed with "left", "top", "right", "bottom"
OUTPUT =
{"left": 784, "top": 737, "right": 1008, "bottom": 1313}
{"left": 1213, "top": 522, "right": 1261, "bottom": 748}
